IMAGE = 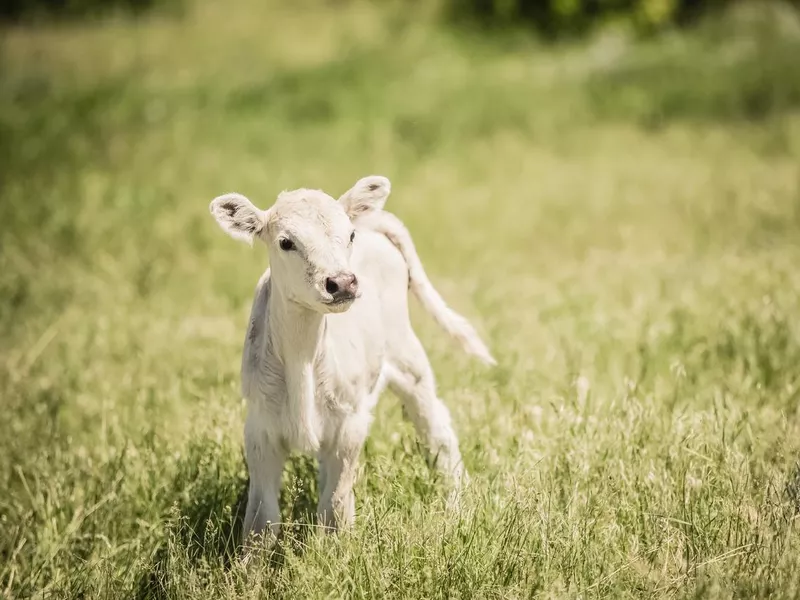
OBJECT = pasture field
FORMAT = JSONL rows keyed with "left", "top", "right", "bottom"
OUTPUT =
{"left": 2, "top": 1, "right": 800, "bottom": 597}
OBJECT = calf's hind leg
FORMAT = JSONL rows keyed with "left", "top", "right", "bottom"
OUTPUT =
{"left": 387, "top": 333, "right": 467, "bottom": 487}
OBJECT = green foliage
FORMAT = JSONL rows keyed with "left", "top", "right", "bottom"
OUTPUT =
{"left": 445, "top": 0, "right": 799, "bottom": 36}
{"left": 0, "top": 0, "right": 179, "bottom": 22}
{"left": 585, "top": 3, "right": 800, "bottom": 123}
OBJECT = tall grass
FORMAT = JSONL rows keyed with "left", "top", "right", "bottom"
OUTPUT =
{"left": 2, "top": 1, "right": 800, "bottom": 597}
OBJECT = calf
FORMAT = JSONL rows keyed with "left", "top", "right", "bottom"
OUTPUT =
{"left": 209, "top": 176, "right": 495, "bottom": 545}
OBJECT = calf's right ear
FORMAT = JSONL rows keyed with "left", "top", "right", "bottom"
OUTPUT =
{"left": 209, "top": 193, "right": 267, "bottom": 245}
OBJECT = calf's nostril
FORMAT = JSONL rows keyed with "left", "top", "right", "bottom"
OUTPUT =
{"left": 325, "top": 278, "right": 339, "bottom": 295}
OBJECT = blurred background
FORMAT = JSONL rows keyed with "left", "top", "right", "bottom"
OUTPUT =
{"left": 2, "top": 0, "right": 800, "bottom": 598}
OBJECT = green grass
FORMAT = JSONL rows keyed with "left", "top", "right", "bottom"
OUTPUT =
{"left": 2, "top": 1, "right": 800, "bottom": 597}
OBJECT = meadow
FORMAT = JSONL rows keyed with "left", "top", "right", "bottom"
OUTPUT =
{"left": 2, "top": 1, "right": 800, "bottom": 597}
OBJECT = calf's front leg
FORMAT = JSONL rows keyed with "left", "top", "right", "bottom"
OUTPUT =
{"left": 242, "top": 417, "right": 286, "bottom": 547}
{"left": 317, "top": 411, "right": 370, "bottom": 531}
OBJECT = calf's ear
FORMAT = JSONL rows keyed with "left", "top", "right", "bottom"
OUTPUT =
{"left": 338, "top": 175, "right": 391, "bottom": 218}
{"left": 209, "top": 193, "right": 267, "bottom": 245}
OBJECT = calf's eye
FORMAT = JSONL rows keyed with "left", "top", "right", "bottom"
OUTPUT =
{"left": 279, "top": 238, "right": 295, "bottom": 251}
{"left": 349, "top": 231, "right": 356, "bottom": 244}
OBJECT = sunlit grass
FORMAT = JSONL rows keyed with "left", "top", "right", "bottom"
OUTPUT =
{"left": 2, "top": 1, "right": 800, "bottom": 597}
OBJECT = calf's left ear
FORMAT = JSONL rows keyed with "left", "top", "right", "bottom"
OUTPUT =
{"left": 209, "top": 193, "right": 267, "bottom": 245}
{"left": 338, "top": 175, "right": 391, "bottom": 218}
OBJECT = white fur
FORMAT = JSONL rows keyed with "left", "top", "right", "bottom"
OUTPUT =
{"left": 209, "top": 175, "right": 495, "bottom": 545}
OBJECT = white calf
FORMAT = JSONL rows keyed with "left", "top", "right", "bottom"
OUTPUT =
{"left": 209, "top": 176, "right": 495, "bottom": 544}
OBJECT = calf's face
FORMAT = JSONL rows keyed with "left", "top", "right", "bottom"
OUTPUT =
{"left": 210, "top": 177, "right": 392, "bottom": 314}
{"left": 266, "top": 189, "right": 358, "bottom": 313}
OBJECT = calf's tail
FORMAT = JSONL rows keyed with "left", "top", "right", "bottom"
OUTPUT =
{"left": 366, "top": 211, "right": 496, "bottom": 366}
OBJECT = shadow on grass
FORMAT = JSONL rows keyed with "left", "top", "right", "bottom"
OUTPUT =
{"left": 133, "top": 452, "right": 321, "bottom": 599}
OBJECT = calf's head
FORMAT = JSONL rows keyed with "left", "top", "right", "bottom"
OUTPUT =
{"left": 210, "top": 176, "right": 390, "bottom": 314}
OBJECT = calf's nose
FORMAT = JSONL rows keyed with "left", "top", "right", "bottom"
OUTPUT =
{"left": 325, "top": 272, "right": 358, "bottom": 299}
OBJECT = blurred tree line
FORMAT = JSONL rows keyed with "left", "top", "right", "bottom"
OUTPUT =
{"left": 0, "top": 0, "right": 170, "bottom": 21}
{"left": 447, "top": 0, "right": 800, "bottom": 36}
{"left": 1, "top": 0, "right": 798, "bottom": 35}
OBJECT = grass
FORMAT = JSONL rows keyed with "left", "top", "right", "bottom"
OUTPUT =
{"left": 2, "top": 0, "right": 800, "bottom": 597}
